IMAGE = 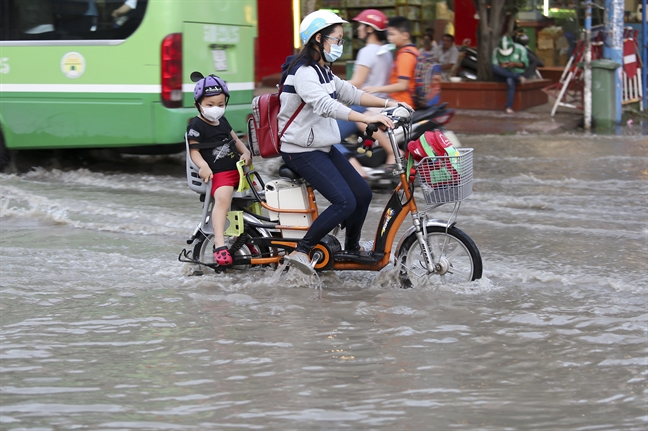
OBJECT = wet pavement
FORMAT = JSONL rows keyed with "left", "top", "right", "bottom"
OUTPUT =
{"left": 255, "top": 86, "right": 645, "bottom": 136}
{"left": 450, "top": 100, "right": 647, "bottom": 135}
{"left": 2, "top": 134, "right": 646, "bottom": 430}
{"left": 450, "top": 99, "right": 583, "bottom": 135}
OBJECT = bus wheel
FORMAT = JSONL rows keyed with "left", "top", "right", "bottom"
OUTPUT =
{"left": 0, "top": 132, "right": 13, "bottom": 173}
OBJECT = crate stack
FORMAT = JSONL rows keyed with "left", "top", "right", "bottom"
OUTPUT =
{"left": 536, "top": 26, "right": 570, "bottom": 67}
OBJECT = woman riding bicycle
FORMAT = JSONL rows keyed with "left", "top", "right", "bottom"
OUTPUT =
{"left": 279, "top": 10, "right": 400, "bottom": 270}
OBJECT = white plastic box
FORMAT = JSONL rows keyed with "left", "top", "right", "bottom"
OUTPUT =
{"left": 264, "top": 179, "right": 312, "bottom": 239}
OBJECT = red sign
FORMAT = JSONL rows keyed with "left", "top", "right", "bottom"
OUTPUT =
{"left": 623, "top": 39, "right": 637, "bottom": 79}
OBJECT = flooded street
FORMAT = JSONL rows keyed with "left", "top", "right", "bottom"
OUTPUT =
{"left": 1, "top": 134, "right": 646, "bottom": 430}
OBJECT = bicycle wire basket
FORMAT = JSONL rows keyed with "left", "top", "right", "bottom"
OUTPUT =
{"left": 415, "top": 148, "right": 473, "bottom": 204}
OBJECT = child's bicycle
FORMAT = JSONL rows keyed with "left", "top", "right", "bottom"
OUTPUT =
{"left": 179, "top": 105, "right": 482, "bottom": 287}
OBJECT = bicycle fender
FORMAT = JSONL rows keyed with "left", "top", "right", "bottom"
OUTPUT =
{"left": 394, "top": 219, "right": 456, "bottom": 258}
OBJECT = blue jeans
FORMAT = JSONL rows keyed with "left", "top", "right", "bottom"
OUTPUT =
{"left": 334, "top": 143, "right": 352, "bottom": 159}
{"left": 281, "top": 146, "right": 372, "bottom": 253}
{"left": 492, "top": 65, "right": 523, "bottom": 109}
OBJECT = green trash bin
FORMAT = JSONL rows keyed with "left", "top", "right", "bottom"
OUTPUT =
{"left": 590, "top": 59, "right": 620, "bottom": 129}
{"left": 345, "top": 61, "right": 355, "bottom": 80}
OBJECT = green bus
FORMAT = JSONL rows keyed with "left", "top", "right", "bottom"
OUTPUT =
{"left": 0, "top": 0, "right": 257, "bottom": 167}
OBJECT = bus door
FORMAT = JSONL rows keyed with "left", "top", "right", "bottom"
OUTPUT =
{"left": 182, "top": 13, "right": 256, "bottom": 134}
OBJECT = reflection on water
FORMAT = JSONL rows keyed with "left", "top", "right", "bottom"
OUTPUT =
{"left": 1, "top": 135, "right": 646, "bottom": 430}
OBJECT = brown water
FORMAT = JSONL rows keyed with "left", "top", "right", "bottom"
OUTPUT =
{"left": 1, "top": 134, "right": 646, "bottom": 430}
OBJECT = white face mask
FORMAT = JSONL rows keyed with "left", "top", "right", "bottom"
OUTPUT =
{"left": 201, "top": 105, "right": 225, "bottom": 122}
{"left": 323, "top": 43, "right": 344, "bottom": 62}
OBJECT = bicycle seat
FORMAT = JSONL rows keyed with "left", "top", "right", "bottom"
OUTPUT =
{"left": 278, "top": 164, "right": 302, "bottom": 180}
{"left": 184, "top": 133, "right": 209, "bottom": 195}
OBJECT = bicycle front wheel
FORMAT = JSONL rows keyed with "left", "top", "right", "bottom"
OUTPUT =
{"left": 397, "top": 226, "right": 482, "bottom": 288}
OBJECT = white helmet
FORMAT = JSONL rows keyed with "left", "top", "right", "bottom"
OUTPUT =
{"left": 299, "top": 10, "right": 347, "bottom": 45}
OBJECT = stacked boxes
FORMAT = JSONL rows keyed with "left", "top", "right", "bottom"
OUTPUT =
{"left": 536, "top": 26, "right": 569, "bottom": 67}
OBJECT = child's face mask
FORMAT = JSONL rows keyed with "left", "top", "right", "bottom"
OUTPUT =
{"left": 201, "top": 105, "right": 225, "bottom": 123}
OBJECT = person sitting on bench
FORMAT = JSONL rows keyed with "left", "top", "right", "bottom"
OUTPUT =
{"left": 492, "top": 35, "right": 529, "bottom": 114}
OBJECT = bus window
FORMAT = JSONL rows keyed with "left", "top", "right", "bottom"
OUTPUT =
{"left": 0, "top": 0, "right": 149, "bottom": 41}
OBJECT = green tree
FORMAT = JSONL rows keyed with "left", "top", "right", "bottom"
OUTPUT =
{"left": 473, "top": 0, "right": 526, "bottom": 80}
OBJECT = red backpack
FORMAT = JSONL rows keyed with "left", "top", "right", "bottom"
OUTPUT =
{"left": 247, "top": 87, "right": 305, "bottom": 159}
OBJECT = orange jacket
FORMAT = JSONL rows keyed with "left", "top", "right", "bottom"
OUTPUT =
{"left": 389, "top": 45, "right": 419, "bottom": 107}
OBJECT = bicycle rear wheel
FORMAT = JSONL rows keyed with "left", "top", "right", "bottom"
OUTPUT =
{"left": 193, "top": 227, "right": 270, "bottom": 271}
{"left": 397, "top": 226, "right": 482, "bottom": 288}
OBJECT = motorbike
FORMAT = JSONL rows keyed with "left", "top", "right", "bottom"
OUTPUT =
{"left": 179, "top": 105, "right": 482, "bottom": 287}
{"left": 339, "top": 102, "right": 459, "bottom": 188}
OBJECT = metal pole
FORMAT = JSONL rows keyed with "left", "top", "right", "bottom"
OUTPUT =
{"left": 584, "top": 0, "right": 592, "bottom": 130}
{"left": 604, "top": 0, "right": 624, "bottom": 124}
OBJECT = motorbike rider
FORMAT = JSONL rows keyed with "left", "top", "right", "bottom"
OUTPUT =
{"left": 336, "top": 9, "right": 398, "bottom": 169}
{"left": 363, "top": 16, "right": 419, "bottom": 109}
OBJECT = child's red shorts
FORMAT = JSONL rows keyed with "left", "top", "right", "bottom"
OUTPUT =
{"left": 211, "top": 169, "right": 240, "bottom": 196}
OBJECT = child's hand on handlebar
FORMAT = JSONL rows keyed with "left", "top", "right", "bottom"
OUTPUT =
{"left": 240, "top": 150, "right": 252, "bottom": 166}
{"left": 363, "top": 113, "right": 394, "bottom": 129}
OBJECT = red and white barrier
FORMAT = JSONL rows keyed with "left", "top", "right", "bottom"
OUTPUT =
{"left": 622, "top": 30, "right": 644, "bottom": 110}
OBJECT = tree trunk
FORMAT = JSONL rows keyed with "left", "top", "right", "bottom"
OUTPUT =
{"left": 473, "top": 0, "right": 510, "bottom": 81}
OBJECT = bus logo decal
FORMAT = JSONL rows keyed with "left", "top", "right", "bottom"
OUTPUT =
{"left": 60, "top": 52, "right": 86, "bottom": 79}
{"left": 0, "top": 58, "right": 9, "bottom": 74}
{"left": 203, "top": 25, "right": 239, "bottom": 44}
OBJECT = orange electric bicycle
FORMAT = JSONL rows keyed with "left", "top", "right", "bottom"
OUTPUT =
{"left": 179, "top": 105, "right": 482, "bottom": 287}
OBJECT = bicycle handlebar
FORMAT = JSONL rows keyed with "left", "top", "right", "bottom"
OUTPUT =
{"left": 357, "top": 104, "right": 413, "bottom": 157}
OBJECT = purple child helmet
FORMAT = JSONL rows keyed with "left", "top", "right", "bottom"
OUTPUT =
{"left": 192, "top": 72, "right": 229, "bottom": 104}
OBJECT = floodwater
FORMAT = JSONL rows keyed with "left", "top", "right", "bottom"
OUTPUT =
{"left": 1, "top": 134, "right": 646, "bottom": 430}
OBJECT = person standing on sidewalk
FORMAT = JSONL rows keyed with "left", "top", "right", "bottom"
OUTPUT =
{"left": 419, "top": 27, "right": 437, "bottom": 56}
{"left": 492, "top": 35, "right": 529, "bottom": 114}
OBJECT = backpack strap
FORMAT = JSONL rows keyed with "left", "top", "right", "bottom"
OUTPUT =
{"left": 278, "top": 85, "right": 306, "bottom": 139}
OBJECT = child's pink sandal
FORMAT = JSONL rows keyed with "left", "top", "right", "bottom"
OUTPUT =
{"left": 213, "top": 246, "right": 232, "bottom": 266}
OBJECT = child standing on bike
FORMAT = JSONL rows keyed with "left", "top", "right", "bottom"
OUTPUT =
{"left": 187, "top": 74, "right": 251, "bottom": 266}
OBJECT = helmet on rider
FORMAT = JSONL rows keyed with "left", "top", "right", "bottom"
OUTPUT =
{"left": 352, "top": 9, "right": 387, "bottom": 32}
{"left": 514, "top": 32, "right": 529, "bottom": 46}
{"left": 193, "top": 74, "right": 230, "bottom": 105}
{"left": 299, "top": 10, "right": 347, "bottom": 45}
{"left": 497, "top": 36, "right": 514, "bottom": 56}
